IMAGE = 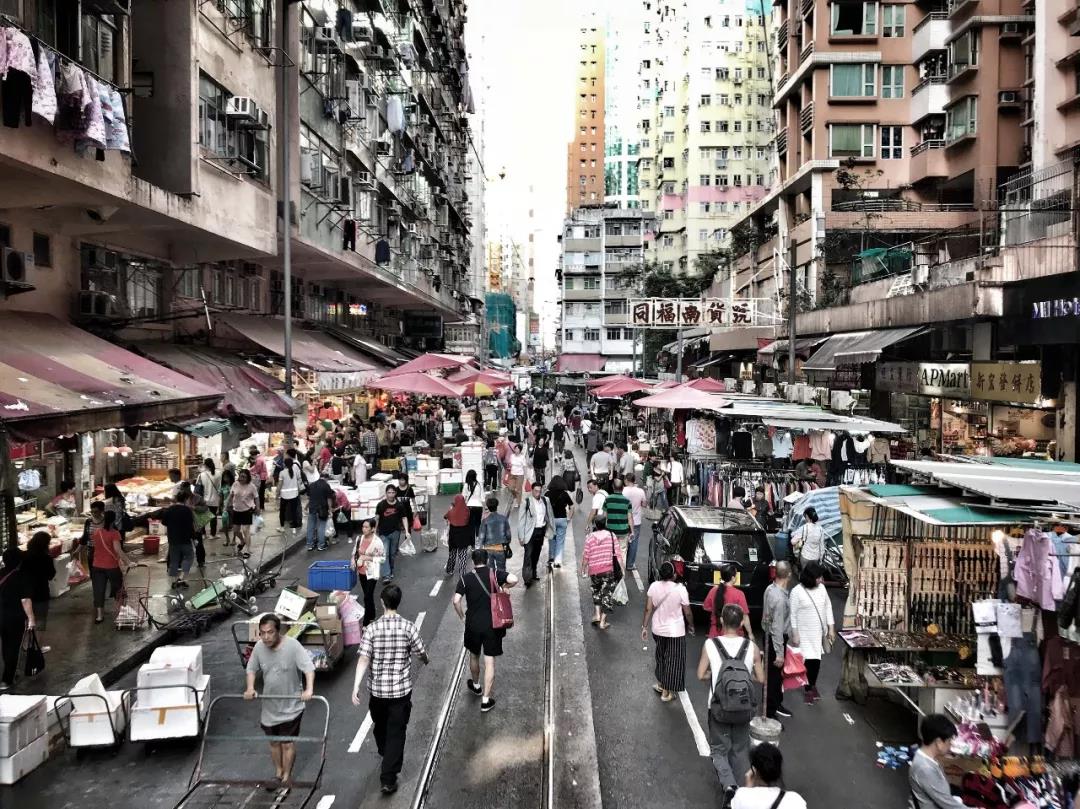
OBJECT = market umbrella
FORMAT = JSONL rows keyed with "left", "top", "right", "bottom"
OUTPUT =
{"left": 368, "top": 372, "right": 465, "bottom": 397}
{"left": 684, "top": 377, "right": 727, "bottom": 393}
{"left": 593, "top": 378, "right": 654, "bottom": 397}
{"left": 459, "top": 381, "right": 499, "bottom": 398}
{"left": 447, "top": 368, "right": 513, "bottom": 387}
{"left": 632, "top": 387, "right": 727, "bottom": 410}
{"left": 586, "top": 374, "right": 636, "bottom": 388}
{"left": 384, "top": 353, "right": 474, "bottom": 377}
{"left": 654, "top": 380, "right": 681, "bottom": 389}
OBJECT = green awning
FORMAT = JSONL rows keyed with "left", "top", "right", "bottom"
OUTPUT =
{"left": 971, "top": 457, "right": 1080, "bottom": 473}
{"left": 920, "top": 506, "right": 1036, "bottom": 525}
{"left": 867, "top": 484, "right": 942, "bottom": 497}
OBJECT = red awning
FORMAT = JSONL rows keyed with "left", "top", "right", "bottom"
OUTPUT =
{"left": 217, "top": 315, "right": 383, "bottom": 373}
{"left": 0, "top": 311, "right": 221, "bottom": 440}
{"left": 554, "top": 354, "right": 607, "bottom": 373}
{"left": 135, "top": 344, "right": 297, "bottom": 433}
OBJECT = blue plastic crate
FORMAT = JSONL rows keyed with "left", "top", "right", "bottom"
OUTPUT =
{"left": 307, "top": 560, "right": 357, "bottom": 591}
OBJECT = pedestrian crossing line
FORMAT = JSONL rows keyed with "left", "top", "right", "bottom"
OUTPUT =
{"left": 347, "top": 612, "right": 426, "bottom": 754}
{"left": 677, "top": 690, "right": 711, "bottom": 757}
{"left": 429, "top": 579, "right": 444, "bottom": 597}
{"left": 631, "top": 569, "right": 645, "bottom": 591}
{"left": 315, "top": 796, "right": 336, "bottom": 809}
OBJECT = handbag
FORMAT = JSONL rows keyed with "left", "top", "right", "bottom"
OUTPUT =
{"left": 782, "top": 646, "right": 809, "bottom": 691}
{"left": 23, "top": 629, "right": 45, "bottom": 677}
{"left": 609, "top": 533, "right": 623, "bottom": 583}
{"left": 477, "top": 569, "right": 514, "bottom": 630}
{"left": 808, "top": 588, "right": 834, "bottom": 654}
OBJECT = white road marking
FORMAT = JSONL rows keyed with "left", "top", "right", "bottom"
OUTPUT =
{"left": 348, "top": 612, "right": 427, "bottom": 753}
{"left": 429, "top": 579, "right": 443, "bottom": 597}
{"left": 843, "top": 712, "right": 855, "bottom": 726}
{"left": 632, "top": 569, "right": 645, "bottom": 591}
{"left": 678, "top": 691, "right": 711, "bottom": 757}
{"left": 315, "top": 796, "right": 336, "bottom": 809}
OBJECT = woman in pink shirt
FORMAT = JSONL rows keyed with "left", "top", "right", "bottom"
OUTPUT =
{"left": 642, "top": 561, "right": 694, "bottom": 701}
{"left": 580, "top": 517, "right": 624, "bottom": 629}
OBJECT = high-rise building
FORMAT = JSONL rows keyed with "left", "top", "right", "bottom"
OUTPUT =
{"left": 566, "top": 18, "right": 607, "bottom": 212}
{"left": 604, "top": 10, "right": 643, "bottom": 207}
{"left": 637, "top": 0, "right": 776, "bottom": 273}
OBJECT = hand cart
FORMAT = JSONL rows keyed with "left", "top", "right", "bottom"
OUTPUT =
{"left": 142, "top": 594, "right": 223, "bottom": 638}
{"left": 171, "top": 695, "right": 329, "bottom": 809}
{"left": 125, "top": 681, "right": 211, "bottom": 745}
{"left": 230, "top": 620, "right": 344, "bottom": 673}
{"left": 115, "top": 564, "right": 151, "bottom": 630}
{"left": 59, "top": 688, "right": 131, "bottom": 754}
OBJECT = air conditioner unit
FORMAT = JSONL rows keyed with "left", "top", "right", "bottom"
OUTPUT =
{"left": 356, "top": 169, "right": 374, "bottom": 189}
{"left": 376, "top": 139, "right": 392, "bottom": 155}
{"left": 1, "top": 247, "right": 32, "bottom": 285}
{"left": 352, "top": 22, "right": 372, "bottom": 41}
{"left": 226, "top": 96, "right": 257, "bottom": 120}
{"left": 313, "top": 26, "right": 335, "bottom": 43}
{"left": 715, "top": 158, "right": 728, "bottom": 169}
{"left": 998, "top": 91, "right": 1019, "bottom": 103}
{"left": 1001, "top": 21, "right": 1021, "bottom": 33}
{"left": 300, "top": 149, "right": 322, "bottom": 186}
{"left": 406, "top": 223, "right": 418, "bottom": 235}
{"left": 77, "top": 290, "right": 120, "bottom": 319}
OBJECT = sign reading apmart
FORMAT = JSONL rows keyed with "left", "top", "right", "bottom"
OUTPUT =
{"left": 629, "top": 298, "right": 765, "bottom": 329}
{"left": 876, "top": 361, "right": 1041, "bottom": 404}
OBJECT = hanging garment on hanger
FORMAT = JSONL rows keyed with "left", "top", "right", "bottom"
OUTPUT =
{"left": 771, "top": 429, "right": 793, "bottom": 459}
{"left": 31, "top": 44, "right": 55, "bottom": 124}
{"left": 751, "top": 427, "right": 771, "bottom": 459}
{"left": 1014, "top": 528, "right": 1065, "bottom": 611}
{"left": 868, "top": 434, "right": 891, "bottom": 465}
{"left": 375, "top": 238, "right": 391, "bottom": 264}
{"left": 791, "top": 432, "right": 811, "bottom": 461}
{"left": 17, "top": 468, "right": 41, "bottom": 490}
{"left": 386, "top": 95, "right": 405, "bottom": 133}
{"left": 716, "top": 417, "right": 731, "bottom": 455}
{"left": 730, "top": 429, "right": 753, "bottom": 460}
{"left": 809, "top": 430, "right": 833, "bottom": 461}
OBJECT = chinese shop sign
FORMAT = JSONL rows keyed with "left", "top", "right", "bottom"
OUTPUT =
{"left": 969, "top": 362, "right": 1041, "bottom": 404}
{"left": 629, "top": 298, "right": 764, "bottom": 329}
{"left": 876, "top": 362, "right": 970, "bottom": 398}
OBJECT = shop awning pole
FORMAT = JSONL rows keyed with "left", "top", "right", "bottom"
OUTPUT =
{"left": 675, "top": 328, "right": 683, "bottom": 383}
{"left": 281, "top": 0, "right": 294, "bottom": 402}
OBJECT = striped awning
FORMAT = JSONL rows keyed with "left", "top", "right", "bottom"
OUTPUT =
{"left": 0, "top": 311, "right": 221, "bottom": 440}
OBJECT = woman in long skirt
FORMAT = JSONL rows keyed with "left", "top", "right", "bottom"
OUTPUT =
{"left": 444, "top": 495, "right": 473, "bottom": 579}
{"left": 641, "top": 561, "right": 693, "bottom": 701}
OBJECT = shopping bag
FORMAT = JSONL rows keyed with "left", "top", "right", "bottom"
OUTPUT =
{"left": 412, "top": 515, "right": 422, "bottom": 532}
{"left": 487, "top": 568, "right": 514, "bottom": 630}
{"left": 23, "top": 629, "right": 45, "bottom": 677}
{"left": 399, "top": 535, "right": 417, "bottom": 556}
{"left": 325, "top": 521, "right": 337, "bottom": 539}
{"left": 67, "top": 557, "right": 89, "bottom": 586}
{"left": 782, "top": 646, "right": 809, "bottom": 691}
{"left": 253, "top": 514, "right": 265, "bottom": 533}
{"left": 612, "top": 577, "right": 629, "bottom": 606}
{"left": 421, "top": 529, "right": 439, "bottom": 552}
{"left": 439, "top": 527, "right": 450, "bottom": 548}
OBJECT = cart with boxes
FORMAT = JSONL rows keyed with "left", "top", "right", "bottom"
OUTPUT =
{"left": 127, "top": 645, "right": 211, "bottom": 743}
{"left": 0, "top": 695, "right": 50, "bottom": 784}
{"left": 63, "top": 673, "right": 130, "bottom": 752}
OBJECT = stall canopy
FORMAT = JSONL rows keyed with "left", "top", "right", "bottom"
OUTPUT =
{"left": 0, "top": 311, "right": 222, "bottom": 440}
{"left": 368, "top": 372, "right": 465, "bottom": 397}
{"left": 757, "top": 336, "right": 829, "bottom": 363}
{"left": 554, "top": 354, "right": 607, "bottom": 373}
{"left": 586, "top": 374, "right": 636, "bottom": 388}
{"left": 891, "top": 458, "right": 1080, "bottom": 511}
{"left": 385, "top": 353, "right": 474, "bottom": 377}
{"left": 217, "top": 315, "right": 384, "bottom": 374}
{"left": 633, "top": 388, "right": 727, "bottom": 410}
{"left": 593, "top": 378, "right": 653, "bottom": 397}
{"left": 683, "top": 377, "right": 727, "bottom": 393}
{"left": 801, "top": 327, "right": 925, "bottom": 371}
{"left": 661, "top": 328, "right": 710, "bottom": 354}
{"left": 136, "top": 344, "right": 297, "bottom": 433}
{"left": 326, "top": 327, "right": 412, "bottom": 368}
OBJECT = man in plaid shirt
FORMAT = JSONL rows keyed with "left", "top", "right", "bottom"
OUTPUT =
{"left": 360, "top": 423, "right": 379, "bottom": 467}
{"left": 352, "top": 584, "right": 428, "bottom": 795}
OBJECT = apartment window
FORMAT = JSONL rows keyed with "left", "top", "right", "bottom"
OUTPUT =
{"left": 734, "top": 69, "right": 742, "bottom": 81}
{"left": 699, "top": 174, "right": 711, "bottom": 186}
{"left": 663, "top": 157, "right": 675, "bottom": 168}
{"left": 606, "top": 328, "right": 621, "bottom": 341}
{"left": 663, "top": 131, "right": 675, "bottom": 143}
{"left": 717, "top": 68, "right": 729, "bottom": 80}
{"left": 662, "top": 211, "right": 673, "bottom": 221}
{"left": 698, "top": 229, "right": 709, "bottom": 241}
{"left": 584, "top": 329, "right": 600, "bottom": 341}
{"left": 733, "top": 175, "right": 743, "bottom": 187}
{"left": 80, "top": 12, "right": 117, "bottom": 84}
{"left": 719, "top": 94, "right": 730, "bottom": 105}
{"left": 581, "top": 277, "right": 600, "bottom": 291}
{"left": 831, "top": 64, "right": 876, "bottom": 97}
{"left": 831, "top": 1, "right": 878, "bottom": 35}
{"left": 829, "top": 123, "right": 876, "bottom": 158}
{"left": 949, "top": 30, "right": 979, "bottom": 75}
{"left": 756, "top": 174, "right": 765, "bottom": 185}
{"left": 700, "top": 121, "right": 711, "bottom": 133}
{"left": 662, "top": 261, "right": 674, "bottom": 272}
{"left": 177, "top": 267, "right": 201, "bottom": 298}
{"left": 880, "top": 125, "right": 903, "bottom": 159}
{"left": 881, "top": 65, "right": 904, "bottom": 98}
{"left": 733, "top": 121, "right": 741, "bottom": 132}
{"left": 717, "top": 175, "right": 729, "bottom": 186}
{"left": 733, "top": 147, "right": 744, "bottom": 159}
{"left": 700, "top": 94, "right": 711, "bottom": 106}
{"left": 663, "top": 182, "right": 675, "bottom": 194}
{"left": 564, "top": 277, "right": 575, "bottom": 290}
{"left": 734, "top": 93, "right": 742, "bottom": 105}
{"left": 757, "top": 94, "right": 768, "bottom": 106}
{"left": 757, "top": 67, "right": 766, "bottom": 79}
{"left": 946, "top": 96, "right": 977, "bottom": 142}
{"left": 882, "top": 4, "right": 904, "bottom": 36}
{"left": 718, "top": 121, "right": 729, "bottom": 132}
{"left": 664, "top": 105, "right": 675, "bottom": 117}
{"left": 27, "top": 232, "right": 51, "bottom": 268}
{"left": 699, "top": 202, "right": 711, "bottom": 214}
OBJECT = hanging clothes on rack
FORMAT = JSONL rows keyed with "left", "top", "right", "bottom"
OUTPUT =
{"left": 730, "top": 426, "right": 753, "bottom": 460}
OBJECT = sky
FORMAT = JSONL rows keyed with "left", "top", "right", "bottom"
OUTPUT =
{"left": 466, "top": 0, "right": 582, "bottom": 349}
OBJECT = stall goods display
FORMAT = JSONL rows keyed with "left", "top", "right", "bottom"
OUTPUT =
{"left": 854, "top": 538, "right": 909, "bottom": 629}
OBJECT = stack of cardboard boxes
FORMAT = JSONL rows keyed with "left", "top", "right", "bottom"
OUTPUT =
{"left": 264, "top": 586, "right": 345, "bottom": 671}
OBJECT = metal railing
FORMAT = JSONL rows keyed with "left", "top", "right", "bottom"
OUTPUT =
{"left": 910, "top": 139, "right": 946, "bottom": 156}
{"left": 799, "top": 103, "right": 814, "bottom": 132}
{"left": 832, "top": 199, "right": 975, "bottom": 213}
{"left": 912, "top": 75, "right": 947, "bottom": 95}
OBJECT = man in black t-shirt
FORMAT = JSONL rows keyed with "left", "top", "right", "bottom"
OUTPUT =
{"left": 0, "top": 547, "right": 36, "bottom": 689}
{"left": 160, "top": 493, "right": 197, "bottom": 589}
{"left": 375, "top": 485, "right": 411, "bottom": 582}
{"left": 452, "top": 549, "right": 518, "bottom": 713}
{"left": 546, "top": 483, "right": 575, "bottom": 568}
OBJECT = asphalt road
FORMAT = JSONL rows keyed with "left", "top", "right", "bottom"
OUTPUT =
{"left": 7, "top": 467, "right": 921, "bottom": 809}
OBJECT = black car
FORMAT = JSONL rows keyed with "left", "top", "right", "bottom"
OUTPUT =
{"left": 648, "top": 506, "right": 775, "bottom": 620}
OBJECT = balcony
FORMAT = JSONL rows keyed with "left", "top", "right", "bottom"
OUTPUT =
{"left": 948, "top": 61, "right": 978, "bottom": 84}
{"left": 563, "top": 288, "right": 604, "bottom": 302}
{"left": 909, "top": 140, "right": 949, "bottom": 182}
{"left": 912, "top": 13, "right": 949, "bottom": 61}
{"left": 799, "top": 41, "right": 814, "bottom": 65}
{"left": 947, "top": 0, "right": 978, "bottom": 19}
{"left": 604, "top": 234, "right": 644, "bottom": 247}
{"left": 799, "top": 103, "right": 814, "bottom": 133}
{"left": 563, "top": 237, "right": 602, "bottom": 252}
{"left": 911, "top": 78, "right": 948, "bottom": 122}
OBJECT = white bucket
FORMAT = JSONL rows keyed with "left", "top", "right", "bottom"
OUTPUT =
{"left": 749, "top": 716, "right": 782, "bottom": 748}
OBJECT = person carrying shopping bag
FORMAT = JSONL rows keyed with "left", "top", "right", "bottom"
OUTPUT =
{"left": 352, "top": 519, "right": 385, "bottom": 628}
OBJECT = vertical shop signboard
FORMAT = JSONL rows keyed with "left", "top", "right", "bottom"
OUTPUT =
{"left": 969, "top": 362, "right": 1042, "bottom": 404}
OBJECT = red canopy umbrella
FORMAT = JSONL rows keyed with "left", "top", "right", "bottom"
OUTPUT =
{"left": 593, "top": 378, "right": 654, "bottom": 397}
{"left": 586, "top": 374, "right": 636, "bottom": 388}
{"left": 632, "top": 387, "right": 726, "bottom": 410}
{"left": 446, "top": 368, "right": 513, "bottom": 387}
{"left": 653, "top": 380, "right": 681, "bottom": 389}
{"left": 684, "top": 377, "right": 727, "bottom": 393}
{"left": 369, "top": 372, "right": 465, "bottom": 397}
{"left": 385, "top": 353, "right": 474, "bottom": 377}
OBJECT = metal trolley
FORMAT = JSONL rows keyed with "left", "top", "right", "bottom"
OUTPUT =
{"left": 170, "top": 695, "right": 329, "bottom": 809}
{"left": 230, "top": 620, "right": 345, "bottom": 674}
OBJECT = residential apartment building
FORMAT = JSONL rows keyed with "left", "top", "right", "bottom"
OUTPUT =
{"left": 637, "top": 0, "right": 775, "bottom": 273}
{"left": 604, "top": 10, "right": 642, "bottom": 207}
{"left": 559, "top": 208, "right": 654, "bottom": 373}
{"left": 0, "top": 0, "right": 476, "bottom": 354}
{"left": 567, "top": 19, "right": 607, "bottom": 211}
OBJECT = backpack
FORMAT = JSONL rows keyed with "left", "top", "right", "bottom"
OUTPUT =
{"left": 709, "top": 638, "right": 756, "bottom": 725}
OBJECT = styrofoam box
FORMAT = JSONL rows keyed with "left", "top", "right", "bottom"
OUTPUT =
{"left": 49, "top": 554, "right": 71, "bottom": 598}
{"left": 438, "top": 470, "right": 463, "bottom": 484}
{"left": 0, "top": 732, "right": 47, "bottom": 785}
{"left": 414, "top": 473, "right": 438, "bottom": 496}
{"left": 0, "top": 696, "right": 47, "bottom": 758}
{"left": 135, "top": 665, "right": 199, "bottom": 707}
{"left": 69, "top": 691, "right": 125, "bottom": 748}
{"left": 149, "top": 645, "right": 204, "bottom": 677}
{"left": 355, "top": 481, "right": 383, "bottom": 501}
{"left": 370, "top": 473, "right": 392, "bottom": 482}
{"left": 416, "top": 457, "right": 439, "bottom": 474}
{"left": 45, "top": 697, "right": 71, "bottom": 754}
{"left": 129, "top": 675, "right": 209, "bottom": 741}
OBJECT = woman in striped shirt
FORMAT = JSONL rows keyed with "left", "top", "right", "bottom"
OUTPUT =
{"left": 580, "top": 517, "right": 624, "bottom": 629}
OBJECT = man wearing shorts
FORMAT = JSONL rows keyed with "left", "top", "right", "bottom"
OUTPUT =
{"left": 453, "top": 549, "right": 518, "bottom": 713}
{"left": 244, "top": 613, "right": 315, "bottom": 791}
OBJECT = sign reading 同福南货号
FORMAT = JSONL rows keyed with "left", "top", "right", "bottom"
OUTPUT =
{"left": 969, "top": 362, "right": 1042, "bottom": 404}
{"left": 629, "top": 298, "right": 763, "bottom": 329}
{"left": 875, "top": 362, "right": 970, "bottom": 397}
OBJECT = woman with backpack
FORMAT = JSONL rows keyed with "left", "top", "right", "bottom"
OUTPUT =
{"left": 791, "top": 506, "right": 825, "bottom": 567}
{"left": 788, "top": 561, "right": 835, "bottom": 704}
{"left": 697, "top": 603, "right": 764, "bottom": 803}
{"left": 641, "top": 561, "right": 694, "bottom": 702}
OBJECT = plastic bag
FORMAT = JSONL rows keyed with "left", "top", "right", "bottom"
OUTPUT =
{"left": 399, "top": 535, "right": 417, "bottom": 556}
{"left": 253, "top": 514, "right": 265, "bottom": 533}
{"left": 782, "top": 647, "right": 809, "bottom": 691}
{"left": 325, "top": 521, "right": 337, "bottom": 539}
{"left": 612, "top": 577, "right": 629, "bottom": 606}
{"left": 67, "top": 557, "right": 89, "bottom": 586}
{"left": 439, "top": 527, "right": 450, "bottom": 548}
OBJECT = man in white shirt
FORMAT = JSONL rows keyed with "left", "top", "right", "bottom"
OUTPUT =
{"left": 667, "top": 455, "right": 685, "bottom": 506}
{"left": 622, "top": 473, "right": 647, "bottom": 571}
{"left": 618, "top": 446, "right": 637, "bottom": 480}
{"left": 731, "top": 742, "right": 807, "bottom": 809}
{"left": 590, "top": 442, "right": 615, "bottom": 492}
{"left": 517, "top": 483, "right": 551, "bottom": 587}
{"left": 586, "top": 479, "right": 608, "bottom": 530}
{"left": 276, "top": 450, "right": 303, "bottom": 541}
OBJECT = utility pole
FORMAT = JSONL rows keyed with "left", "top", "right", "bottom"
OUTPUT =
{"left": 787, "top": 237, "right": 797, "bottom": 387}
{"left": 675, "top": 328, "right": 684, "bottom": 382}
{"left": 281, "top": 0, "right": 294, "bottom": 398}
